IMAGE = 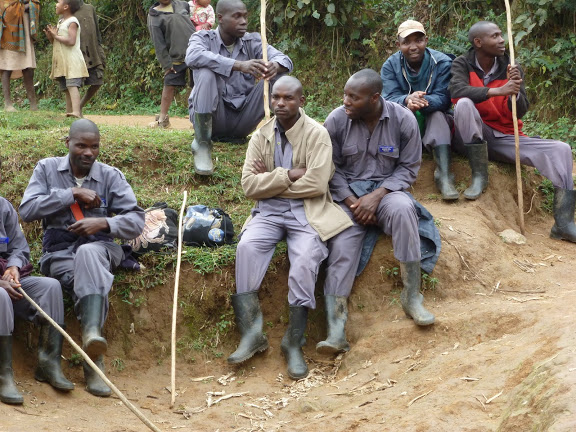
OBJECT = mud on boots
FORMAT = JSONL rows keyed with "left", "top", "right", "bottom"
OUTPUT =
{"left": 400, "top": 262, "right": 435, "bottom": 326}
{"left": 316, "top": 295, "right": 350, "bottom": 355}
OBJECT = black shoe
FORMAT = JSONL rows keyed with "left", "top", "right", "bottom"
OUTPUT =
{"left": 83, "top": 356, "right": 111, "bottom": 397}
{"left": 34, "top": 324, "right": 74, "bottom": 391}
{"left": 463, "top": 141, "right": 488, "bottom": 200}
{"left": 281, "top": 306, "right": 309, "bottom": 380}
{"left": 79, "top": 295, "right": 107, "bottom": 360}
{"left": 316, "top": 295, "right": 350, "bottom": 355}
{"left": 227, "top": 291, "right": 269, "bottom": 364}
{"left": 433, "top": 144, "right": 459, "bottom": 200}
{"left": 0, "top": 336, "right": 24, "bottom": 404}
{"left": 400, "top": 262, "right": 435, "bottom": 326}
{"left": 550, "top": 187, "right": 576, "bottom": 242}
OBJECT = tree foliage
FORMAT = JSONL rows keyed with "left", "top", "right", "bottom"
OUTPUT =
{"left": 16, "top": 0, "right": 575, "bottom": 119}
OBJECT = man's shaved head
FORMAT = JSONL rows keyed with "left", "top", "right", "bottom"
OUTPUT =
{"left": 468, "top": 21, "right": 497, "bottom": 44}
{"left": 347, "top": 69, "right": 383, "bottom": 95}
{"left": 273, "top": 76, "right": 303, "bottom": 98}
{"left": 69, "top": 118, "right": 100, "bottom": 138}
{"left": 216, "top": 0, "right": 245, "bottom": 15}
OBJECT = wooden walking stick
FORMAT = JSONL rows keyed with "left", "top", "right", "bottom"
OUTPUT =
{"left": 504, "top": 0, "right": 525, "bottom": 235}
{"left": 16, "top": 287, "right": 161, "bottom": 432}
{"left": 260, "top": 0, "right": 270, "bottom": 121}
{"left": 170, "top": 190, "right": 188, "bottom": 408}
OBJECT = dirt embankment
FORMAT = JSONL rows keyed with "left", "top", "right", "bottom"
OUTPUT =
{"left": 3, "top": 140, "right": 576, "bottom": 431}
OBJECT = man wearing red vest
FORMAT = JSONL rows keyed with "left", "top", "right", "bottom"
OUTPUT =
{"left": 449, "top": 21, "right": 575, "bottom": 242}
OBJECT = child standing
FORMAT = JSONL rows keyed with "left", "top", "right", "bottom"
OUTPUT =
{"left": 44, "top": 0, "right": 88, "bottom": 118}
{"left": 189, "top": 0, "right": 214, "bottom": 31}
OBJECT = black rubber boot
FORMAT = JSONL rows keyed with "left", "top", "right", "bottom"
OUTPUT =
{"left": 34, "top": 324, "right": 74, "bottom": 391}
{"left": 281, "top": 306, "right": 309, "bottom": 380}
{"left": 316, "top": 295, "right": 350, "bottom": 355}
{"left": 0, "top": 336, "right": 24, "bottom": 405}
{"left": 433, "top": 144, "right": 459, "bottom": 200}
{"left": 83, "top": 356, "right": 111, "bottom": 397}
{"left": 79, "top": 295, "right": 107, "bottom": 360}
{"left": 191, "top": 112, "right": 214, "bottom": 175}
{"left": 463, "top": 141, "right": 489, "bottom": 200}
{"left": 227, "top": 291, "right": 269, "bottom": 365}
{"left": 399, "top": 262, "right": 435, "bottom": 326}
{"left": 550, "top": 187, "right": 576, "bottom": 242}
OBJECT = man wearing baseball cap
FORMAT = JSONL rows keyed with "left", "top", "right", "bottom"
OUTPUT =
{"left": 381, "top": 20, "right": 458, "bottom": 200}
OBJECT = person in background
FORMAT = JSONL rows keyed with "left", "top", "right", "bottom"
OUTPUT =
{"left": 44, "top": 0, "right": 88, "bottom": 118}
{"left": 0, "top": 0, "right": 40, "bottom": 111}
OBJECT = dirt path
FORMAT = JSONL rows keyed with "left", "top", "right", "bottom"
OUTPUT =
{"left": 84, "top": 114, "right": 193, "bottom": 130}
{"left": 2, "top": 119, "right": 576, "bottom": 431}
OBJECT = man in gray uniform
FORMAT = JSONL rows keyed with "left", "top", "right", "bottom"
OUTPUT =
{"left": 381, "top": 20, "right": 458, "bottom": 200}
{"left": 317, "top": 69, "right": 435, "bottom": 356}
{"left": 228, "top": 76, "right": 352, "bottom": 379}
{"left": 1, "top": 161, "right": 73, "bottom": 404}
{"left": 186, "top": 0, "right": 293, "bottom": 175}
{"left": 20, "top": 119, "right": 145, "bottom": 397}
{"left": 450, "top": 21, "right": 575, "bottom": 240}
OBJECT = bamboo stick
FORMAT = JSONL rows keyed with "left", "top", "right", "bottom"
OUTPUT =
{"left": 504, "top": 0, "right": 525, "bottom": 235}
{"left": 260, "top": 0, "right": 270, "bottom": 121}
{"left": 170, "top": 190, "right": 188, "bottom": 408}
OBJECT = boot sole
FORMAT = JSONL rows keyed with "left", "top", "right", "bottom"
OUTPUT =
{"left": 316, "top": 342, "right": 350, "bottom": 355}
{"left": 227, "top": 341, "right": 269, "bottom": 365}
{"left": 84, "top": 338, "right": 107, "bottom": 359}
{"left": 86, "top": 386, "right": 112, "bottom": 397}
{"left": 403, "top": 311, "right": 435, "bottom": 326}
{"left": 0, "top": 395, "right": 23, "bottom": 404}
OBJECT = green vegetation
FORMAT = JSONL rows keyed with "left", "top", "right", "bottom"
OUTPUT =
{"left": 2, "top": 0, "right": 574, "bottom": 124}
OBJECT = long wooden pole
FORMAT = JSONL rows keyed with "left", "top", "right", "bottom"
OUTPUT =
{"left": 170, "top": 190, "right": 188, "bottom": 408}
{"left": 16, "top": 287, "right": 161, "bottom": 432}
{"left": 504, "top": 0, "right": 525, "bottom": 235}
{"left": 260, "top": 0, "right": 270, "bottom": 121}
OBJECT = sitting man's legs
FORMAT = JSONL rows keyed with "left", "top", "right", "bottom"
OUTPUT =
{"left": 41, "top": 241, "right": 123, "bottom": 397}
{"left": 376, "top": 192, "right": 434, "bottom": 326}
{"left": 320, "top": 205, "right": 367, "bottom": 355}
{"left": 228, "top": 215, "right": 285, "bottom": 365}
{"left": 13, "top": 276, "right": 74, "bottom": 391}
{"left": 0, "top": 289, "right": 21, "bottom": 405}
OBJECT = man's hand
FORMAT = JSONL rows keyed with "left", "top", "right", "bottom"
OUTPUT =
{"left": 68, "top": 218, "right": 109, "bottom": 236}
{"left": 72, "top": 188, "right": 102, "bottom": 209}
{"left": 251, "top": 159, "right": 267, "bottom": 174}
{"left": 0, "top": 280, "right": 22, "bottom": 301}
{"left": 288, "top": 168, "right": 306, "bottom": 182}
{"left": 488, "top": 65, "right": 522, "bottom": 97}
{"left": 2, "top": 267, "right": 21, "bottom": 287}
{"left": 164, "top": 67, "right": 176, "bottom": 76}
{"left": 348, "top": 189, "right": 389, "bottom": 225}
{"left": 405, "top": 91, "right": 428, "bottom": 112}
{"left": 234, "top": 60, "right": 282, "bottom": 80}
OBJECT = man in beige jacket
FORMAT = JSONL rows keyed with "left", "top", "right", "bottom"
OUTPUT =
{"left": 227, "top": 76, "right": 352, "bottom": 380}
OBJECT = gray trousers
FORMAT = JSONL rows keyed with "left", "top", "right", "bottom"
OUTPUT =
{"left": 235, "top": 212, "right": 328, "bottom": 309}
{"left": 324, "top": 192, "right": 420, "bottom": 297}
{"left": 453, "top": 98, "right": 573, "bottom": 189}
{"left": 39, "top": 242, "right": 123, "bottom": 325}
{"left": 0, "top": 276, "right": 63, "bottom": 335}
{"left": 188, "top": 68, "right": 266, "bottom": 139}
{"left": 422, "top": 111, "right": 452, "bottom": 151}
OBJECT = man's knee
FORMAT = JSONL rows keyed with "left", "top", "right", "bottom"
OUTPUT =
{"left": 0, "top": 288, "right": 11, "bottom": 306}
{"left": 454, "top": 98, "right": 476, "bottom": 116}
{"left": 43, "top": 278, "right": 63, "bottom": 301}
{"left": 380, "top": 193, "right": 416, "bottom": 219}
{"left": 193, "top": 68, "right": 218, "bottom": 87}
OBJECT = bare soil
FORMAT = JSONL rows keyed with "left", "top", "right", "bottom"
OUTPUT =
{"left": 2, "top": 115, "right": 576, "bottom": 432}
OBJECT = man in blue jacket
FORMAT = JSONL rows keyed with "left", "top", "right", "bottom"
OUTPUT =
{"left": 381, "top": 20, "right": 458, "bottom": 200}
